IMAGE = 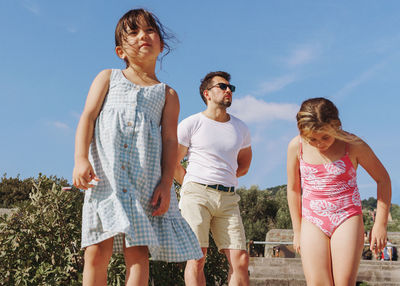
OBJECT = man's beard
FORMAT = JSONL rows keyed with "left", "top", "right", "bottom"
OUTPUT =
{"left": 218, "top": 101, "right": 231, "bottom": 108}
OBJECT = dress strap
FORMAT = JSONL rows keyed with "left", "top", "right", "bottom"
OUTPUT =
{"left": 298, "top": 136, "right": 303, "bottom": 160}
{"left": 110, "top": 69, "right": 122, "bottom": 83}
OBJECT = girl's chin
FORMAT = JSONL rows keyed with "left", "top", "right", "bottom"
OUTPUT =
{"left": 317, "top": 146, "right": 329, "bottom": 152}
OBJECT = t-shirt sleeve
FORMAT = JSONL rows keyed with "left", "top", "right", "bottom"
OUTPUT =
{"left": 178, "top": 117, "right": 191, "bottom": 147}
{"left": 241, "top": 125, "right": 251, "bottom": 149}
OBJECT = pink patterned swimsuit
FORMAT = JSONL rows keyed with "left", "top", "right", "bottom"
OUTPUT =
{"left": 300, "top": 141, "right": 362, "bottom": 237}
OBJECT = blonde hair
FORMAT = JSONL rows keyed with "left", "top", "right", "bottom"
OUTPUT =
{"left": 296, "top": 97, "right": 359, "bottom": 143}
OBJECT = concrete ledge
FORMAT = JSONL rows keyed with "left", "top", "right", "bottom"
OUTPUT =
{"left": 249, "top": 257, "right": 400, "bottom": 285}
{"left": 250, "top": 278, "right": 306, "bottom": 286}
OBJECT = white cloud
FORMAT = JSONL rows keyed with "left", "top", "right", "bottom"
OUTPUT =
{"left": 230, "top": 95, "right": 299, "bottom": 123}
{"left": 239, "top": 132, "right": 296, "bottom": 188}
{"left": 22, "top": 1, "right": 40, "bottom": 15}
{"left": 285, "top": 43, "right": 321, "bottom": 68}
{"left": 255, "top": 43, "right": 321, "bottom": 95}
{"left": 259, "top": 74, "right": 296, "bottom": 94}
{"left": 50, "top": 121, "right": 71, "bottom": 131}
{"left": 332, "top": 61, "right": 386, "bottom": 99}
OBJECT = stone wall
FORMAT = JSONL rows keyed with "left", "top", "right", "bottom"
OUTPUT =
{"left": 264, "top": 229, "right": 400, "bottom": 258}
{"left": 249, "top": 257, "right": 400, "bottom": 286}
{"left": 264, "top": 229, "right": 297, "bottom": 258}
{"left": 253, "top": 229, "right": 400, "bottom": 285}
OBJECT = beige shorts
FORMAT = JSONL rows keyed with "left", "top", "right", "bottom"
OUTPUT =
{"left": 179, "top": 181, "right": 246, "bottom": 251}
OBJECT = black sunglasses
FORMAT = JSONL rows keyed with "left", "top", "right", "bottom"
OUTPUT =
{"left": 207, "top": 83, "right": 236, "bottom": 92}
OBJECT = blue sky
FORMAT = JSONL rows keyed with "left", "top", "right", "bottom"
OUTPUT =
{"left": 1, "top": 0, "right": 399, "bottom": 204}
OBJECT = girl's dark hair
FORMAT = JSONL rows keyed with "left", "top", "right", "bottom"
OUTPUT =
{"left": 115, "top": 9, "right": 174, "bottom": 67}
{"left": 199, "top": 71, "right": 231, "bottom": 105}
{"left": 296, "top": 97, "right": 358, "bottom": 142}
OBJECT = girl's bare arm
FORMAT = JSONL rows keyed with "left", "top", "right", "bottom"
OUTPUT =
{"left": 151, "top": 86, "right": 180, "bottom": 216}
{"left": 354, "top": 139, "right": 391, "bottom": 253}
{"left": 287, "top": 136, "right": 302, "bottom": 252}
{"left": 73, "top": 69, "right": 111, "bottom": 190}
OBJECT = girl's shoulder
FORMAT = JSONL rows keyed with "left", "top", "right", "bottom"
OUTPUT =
{"left": 288, "top": 135, "right": 301, "bottom": 149}
{"left": 164, "top": 85, "right": 179, "bottom": 105}
{"left": 347, "top": 136, "right": 370, "bottom": 155}
{"left": 89, "top": 69, "right": 112, "bottom": 91}
{"left": 92, "top": 69, "right": 112, "bottom": 85}
{"left": 287, "top": 135, "right": 301, "bottom": 158}
{"left": 97, "top": 69, "right": 112, "bottom": 78}
{"left": 100, "top": 69, "right": 112, "bottom": 74}
{"left": 164, "top": 84, "right": 178, "bottom": 97}
{"left": 162, "top": 85, "right": 179, "bottom": 116}
{"left": 287, "top": 135, "right": 302, "bottom": 166}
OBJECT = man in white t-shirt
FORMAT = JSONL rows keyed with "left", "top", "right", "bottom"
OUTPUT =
{"left": 174, "top": 71, "right": 252, "bottom": 286}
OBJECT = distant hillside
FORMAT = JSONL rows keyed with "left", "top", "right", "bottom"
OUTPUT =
{"left": 0, "top": 174, "right": 71, "bottom": 208}
{"left": 361, "top": 196, "right": 400, "bottom": 232}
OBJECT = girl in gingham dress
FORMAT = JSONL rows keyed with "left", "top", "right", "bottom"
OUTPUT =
{"left": 73, "top": 9, "right": 202, "bottom": 285}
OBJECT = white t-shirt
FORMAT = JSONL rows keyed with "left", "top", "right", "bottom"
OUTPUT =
{"left": 178, "top": 112, "right": 251, "bottom": 188}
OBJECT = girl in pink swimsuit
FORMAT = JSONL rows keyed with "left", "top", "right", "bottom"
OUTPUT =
{"left": 287, "top": 97, "right": 391, "bottom": 286}
{"left": 300, "top": 139, "right": 362, "bottom": 238}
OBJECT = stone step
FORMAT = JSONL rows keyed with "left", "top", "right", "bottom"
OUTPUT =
{"left": 357, "top": 263, "right": 400, "bottom": 283}
{"left": 250, "top": 278, "right": 400, "bottom": 286}
{"left": 249, "top": 257, "right": 400, "bottom": 284}
{"left": 249, "top": 258, "right": 304, "bottom": 279}
{"left": 249, "top": 266, "right": 304, "bottom": 280}
{"left": 250, "top": 278, "right": 306, "bottom": 286}
{"left": 363, "top": 283, "right": 400, "bottom": 286}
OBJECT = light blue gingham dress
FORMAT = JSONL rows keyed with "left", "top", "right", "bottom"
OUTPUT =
{"left": 81, "top": 69, "right": 203, "bottom": 262}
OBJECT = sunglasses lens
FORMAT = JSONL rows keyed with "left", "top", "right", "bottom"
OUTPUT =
{"left": 218, "top": 83, "right": 235, "bottom": 92}
{"left": 218, "top": 83, "right": 228, "bottom": 90}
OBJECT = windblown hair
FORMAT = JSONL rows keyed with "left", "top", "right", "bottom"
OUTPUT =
{"left": 296, "top": 97, "right": 359, "bottom": 143}
{"left": 199, "top": 71, "right": 231, "bottom": 105}
{"left": 115, "top": 9, "right": 174, "bottom": 67}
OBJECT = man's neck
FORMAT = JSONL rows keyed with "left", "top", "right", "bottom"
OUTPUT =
{"left": 202, "top": 107, "right": 230, "bottom": 122}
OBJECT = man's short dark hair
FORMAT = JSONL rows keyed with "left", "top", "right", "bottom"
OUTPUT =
{"left": 199, "top": 71, "right": 231, "bottom": 105}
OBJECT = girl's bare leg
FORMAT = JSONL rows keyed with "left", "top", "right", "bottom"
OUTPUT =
{"left": 330, "top": 215, "right": 364, "bottom": 286}
{"left": 83, "top": 237, "right": 114, "bottom": 286}
{"left": 300, "top": 220, "right": 334, "bottom": 286}
{"left": 124, "top": 246, "right": 149, "bottom": 286}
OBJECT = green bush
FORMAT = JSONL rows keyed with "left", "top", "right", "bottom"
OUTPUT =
{"left": 0, "top": 173, "right": 70, "bottom": 208}
{"left": 0, "top": 178, "right": 84, "bottom": 285}
{"left": 0, "top": 176, "right": 229, "bottom": 285}
{"left": 204, "top": 236, "right": 229, "bottom": 286}
{"left": 237, "top": 185, "right": 291, "bottom": 256}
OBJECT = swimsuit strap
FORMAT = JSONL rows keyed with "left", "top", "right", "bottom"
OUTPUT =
{"left": 298, "top": 136, "right": 303, "bottom": 160}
